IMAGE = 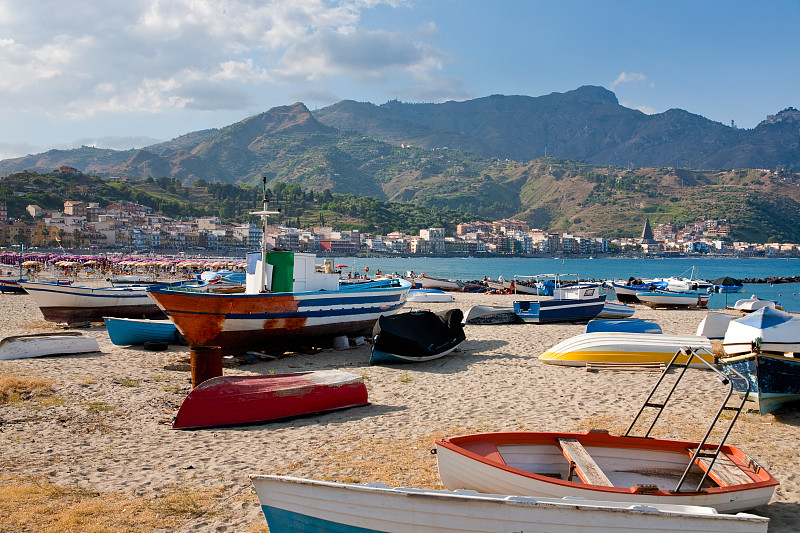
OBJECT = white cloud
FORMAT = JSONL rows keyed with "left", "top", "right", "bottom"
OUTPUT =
{"left": 611, "top": 71, "right": 648, "bottom": 88}
{"left": 0, "top": 0, "right": 438, "bottom": 117}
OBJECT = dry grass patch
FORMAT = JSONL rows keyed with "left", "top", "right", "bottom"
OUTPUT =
{"left": 0, "top": 474, "right": 223, "bottom": 533}
{"left": 272, "top": 424, "right": 500, "bottom": 490}
{"left": 0, "top": 372, "right": 54, "bottom": 405}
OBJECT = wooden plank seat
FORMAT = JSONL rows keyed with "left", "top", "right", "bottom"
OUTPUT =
{"left": 558, "top": 438, "right": 614, "bottom": 487}
{"left": 687, "top": 448, "right": 754, "bottom": 487}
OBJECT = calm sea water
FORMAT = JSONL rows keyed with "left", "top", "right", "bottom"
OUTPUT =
{"left": 331, "top": 256, "right": 800, "bottom": 312}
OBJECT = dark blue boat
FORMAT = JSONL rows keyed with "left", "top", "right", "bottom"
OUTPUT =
{"left": 722, "top": 352, "right": 800, "bottom": 414}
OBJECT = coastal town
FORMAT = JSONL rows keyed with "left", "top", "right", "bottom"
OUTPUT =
{"left": 0, "top": 197, "right": 797, "bottom": 257}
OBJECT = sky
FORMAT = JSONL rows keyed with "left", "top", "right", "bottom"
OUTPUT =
{"left": 1, "top": 0, "right": 798, "bottom": 160}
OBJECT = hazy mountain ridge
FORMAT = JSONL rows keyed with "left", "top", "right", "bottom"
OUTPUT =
{"left": 1, "top": 87, "right": 799, "bottom": 241}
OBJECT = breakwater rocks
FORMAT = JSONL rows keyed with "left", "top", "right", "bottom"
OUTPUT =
{"left": 740, "top": 276, "right": 800, "bottom": 284}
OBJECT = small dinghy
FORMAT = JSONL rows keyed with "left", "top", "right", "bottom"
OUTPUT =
{"left": 250, "top": 475, "right": 769, "bottom": 533}
{"left": 464, "top": 305, "right": 518, "bottom": 325}
{"left": 370, "top": 309, "right": 465, "bottom": 364}
{"left": 0, "top": 332, "right": 100, "bottom": 360}
{"left": 728, "top": 295, "right": 781, "bottom": 313}
{"left": 585, "top": 318, "right": 662, "bottom": 334}
{"left": 539, "top": 332, "right": 713, "bottom": 367}
{"left": 104, "top": 316, "right": 183, "bottom": 346}
{"left": 172, "top": 370, "right": 369, "bottom": 429}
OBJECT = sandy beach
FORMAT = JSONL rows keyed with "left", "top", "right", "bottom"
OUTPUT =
{"left": 2, "top": 282, "right": 800, "bottom": 532}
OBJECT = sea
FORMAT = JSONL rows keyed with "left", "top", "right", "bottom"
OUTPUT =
{"left": 328, "top": 256, "right": 800, "bottom": 313}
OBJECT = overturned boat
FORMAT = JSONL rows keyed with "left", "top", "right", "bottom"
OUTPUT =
{"left": 370, "top": 309, "right": 465, "bottom": 364}
{"left": 0, "top": 332, "right": 100, "bottom": 360}
{"left": 172, "top": 370, "right": 369, "bottom": 429}
{"left": 539, "top": 332, "right": 714, "bottom": 367}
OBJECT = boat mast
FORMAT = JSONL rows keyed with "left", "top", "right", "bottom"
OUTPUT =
{"left": 250, "top": 177, "right": 281, "bottom": 292}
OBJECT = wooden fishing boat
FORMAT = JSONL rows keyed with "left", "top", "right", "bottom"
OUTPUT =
{"left": 464, "top": 305, "right": 518, "bottom": 325}
{"left": 172, "top": 370, "right": 368, "bottom": 429}
{"left": 0, "top": 332, "right": 100, "bottom": 360}
{"left": 539, "top": 332, "right": 713, "bottom": 367}
{"left": 722, "top": 307, "right": 800, "bottom": 356}
{"left": 103, "top": 316, "right": 183, "bottom": 346}
{"left": 722, "top": 352, "right": 800, "bottom": 414}
{"left": 635, "top": 289, "right": 710, "bottom": 309}
{"left": 18, "top": 281, "right": 166, "bottom": 325}
{"left": 370, "top": 309, "right": 465, "bottom": 364}
{"left": 148, "top": 188, "right": 410, "bottom": 354}
{"left": 419, "top": 273, "right": 464, "bottom": 291}
{"left": 250, "top": 474, "right": 769, "bottom": 533}
{"left": 608, "top": 279, "right": 668, "bottom": 303}
{"left": 514, "top": 275, "right": 606, "bottom": 323}
{"left": 585, "top": 318, "right": 662, "bottom": 334}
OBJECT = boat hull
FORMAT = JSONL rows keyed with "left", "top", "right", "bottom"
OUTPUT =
{"left": 585, "top": 319, "right": 662, "bottom": 334}
{"left": 514, "top": 295, "right": 606, "bottom": 323}
{"left": 722, "top": 353, "right": 800, "bottom": 414}
{"left": 19, "top": 282, "right": 163, "bottom": 324}
{"left": 0, "top": 332, "right": 100, "bottom": 360}
{"left": 595, "top": 301, "right": 635, "bottom": 319}
{"left": 250, "top": 475, "right": 769, "bottom": 533}
{"left": 636, "top": 290, "right": 710, "bottom": 309}
{"left": 103, "top": 317, "right": 183, "bottom": 346}
{"left": 539, "top": 332, "right": 713, "bottom": 366}
{"left": 172, "top": 370, "right": 368, "bottom": 429}
{"left": 435, "top": 431, "right": 777, "bottom": 514}
{"left": 0, "top": 278, "right": 27, "bottom": 294}
{"left": 464, "top": 305, "right": 518, "bottom": 325}
{"left": 147, "top": 279, "right": 410, "bottom": 354}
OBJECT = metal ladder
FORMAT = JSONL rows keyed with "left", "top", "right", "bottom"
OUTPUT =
{"left": 623, "top": 346, "right": 751, "bottom": 493}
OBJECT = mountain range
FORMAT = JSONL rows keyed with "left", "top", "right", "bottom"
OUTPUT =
{"left": 1, "top": 85, "right": 799, "bottom": 241}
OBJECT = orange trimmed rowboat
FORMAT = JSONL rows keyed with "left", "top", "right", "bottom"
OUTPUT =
{"left": 434, "top": 430, "right": 777, "bottom": 513}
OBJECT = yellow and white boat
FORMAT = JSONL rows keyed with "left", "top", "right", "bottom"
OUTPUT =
{"left": 539, "top": 332, "right": 714, "bottom": 367}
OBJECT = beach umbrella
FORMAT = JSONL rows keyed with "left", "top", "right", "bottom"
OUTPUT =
{"left": 711, "top": 276, "right": 743, "bottom": 287}
{"left": 711, "top": 276, "right": 744, "bottom": 306}
{"left": 335, "top": 264, "right": 348, "bottom": 268}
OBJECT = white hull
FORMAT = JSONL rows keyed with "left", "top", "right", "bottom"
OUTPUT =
{"left": 636, "top": 290, "right": 709, "bottom": 308}
{"left": 407, "top": 289, "right": 454, "bottom": 302}
{"left": 0, "top": 332, "right": 100, "bottom": 360}
{"left": 539, "top": 332, "right": 714, "bottom": 366}
{"left": 596, "top": 300, "right": 635, "bottom": 318}
{"left": 696, "top": 312, "right": 733, "bottom": 340}
{"left": 435, "top": 445, "right": 772, "bottom": 516}
{"left": 251, "top": 475, "right": 768, "bottom": 533}
{"left": 419, "top": 275, "right": 462, "bottom": 291}
{"left": 464, "top": 305, "right": 518, "bottom": 325}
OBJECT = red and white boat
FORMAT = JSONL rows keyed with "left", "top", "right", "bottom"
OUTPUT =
{"left": 172, "top": 370, "right": 368, "bottom": 429}
{"left": 434, "top": 430, "right": 777, "bottom": 513}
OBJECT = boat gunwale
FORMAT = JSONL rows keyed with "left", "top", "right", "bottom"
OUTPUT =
{"left": 435, "top": 431, "right": 778, "bottom": 496}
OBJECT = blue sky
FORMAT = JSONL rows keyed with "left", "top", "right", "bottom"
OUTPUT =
{"left": 1, "top": 0, "right": 797, "bottom": 160}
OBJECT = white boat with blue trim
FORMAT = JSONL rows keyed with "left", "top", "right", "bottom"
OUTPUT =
{"left": 514, "top": 275, "right": 605, "bottom": 323}
{"left": 250, "top": 474, "right": 769, "bottom": 532}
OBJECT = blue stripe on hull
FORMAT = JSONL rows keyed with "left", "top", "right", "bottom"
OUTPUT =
{"left": 263, "top": 505, "right": 379, "bottom": 533}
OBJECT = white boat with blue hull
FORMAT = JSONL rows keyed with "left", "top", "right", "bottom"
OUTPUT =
{"left": 514, "top": 275, "right": 605, "bottom": 324}
{"left": 722, "top": 352, "right": 800, "bottom": 414}
{"left": 250, "top": 475, "right": 769, "bottom": 533}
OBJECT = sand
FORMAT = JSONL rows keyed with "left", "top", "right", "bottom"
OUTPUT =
{"left": 2, "top": 280, "right": 800, "bottom": 531}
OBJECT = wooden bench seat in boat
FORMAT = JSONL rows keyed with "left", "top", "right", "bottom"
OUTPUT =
{"left": 687, "top": 448, "right": 754, "bottom": 487}
{"left": 558, "top": 438, "right": 614, "bottom": 487}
